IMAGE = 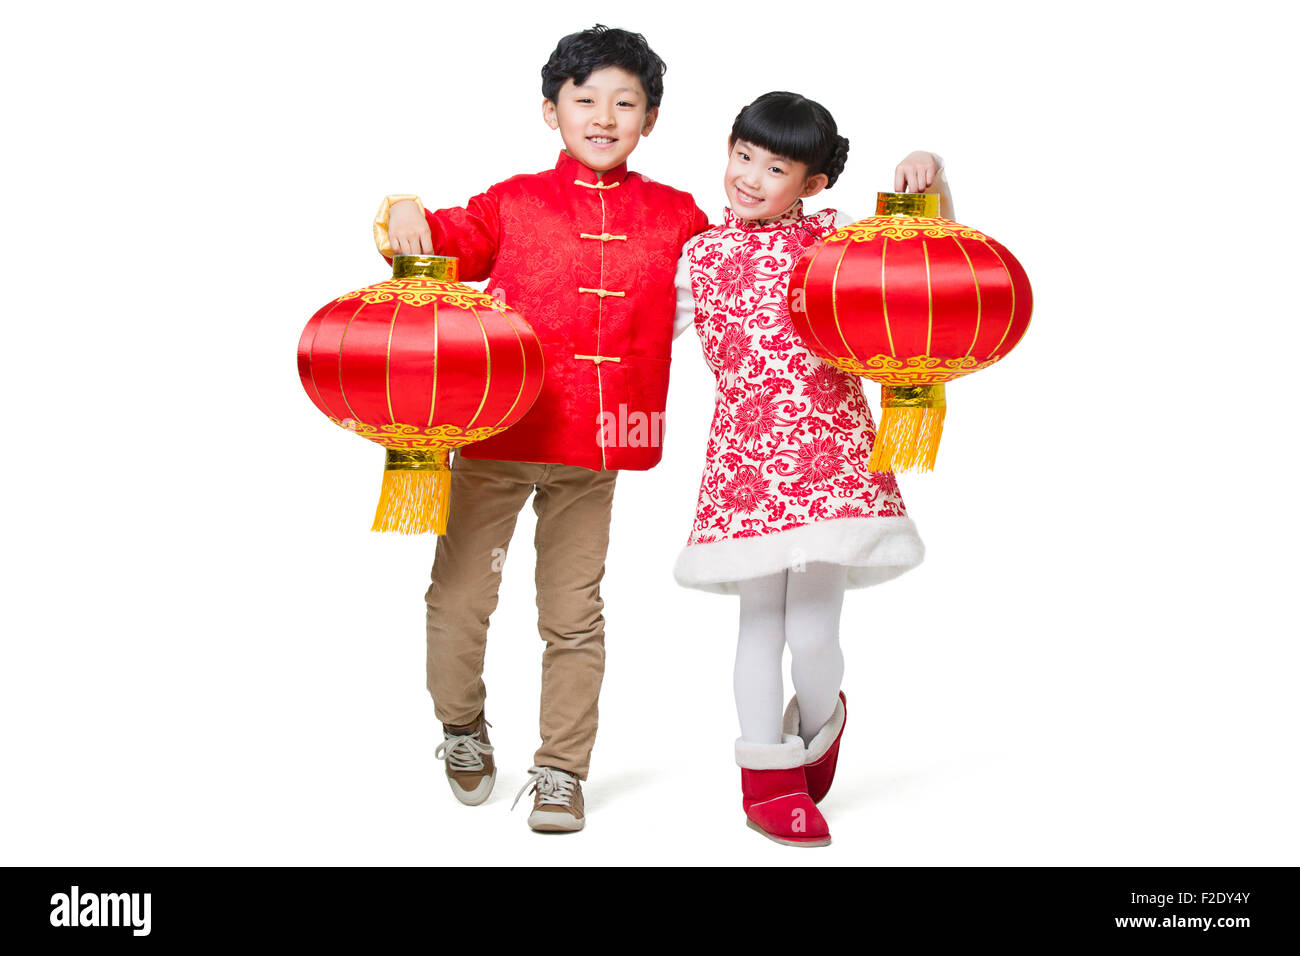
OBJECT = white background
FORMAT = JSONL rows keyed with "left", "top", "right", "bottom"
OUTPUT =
{"left": 2, "top": 0, "right": 1295, "bottom": 866}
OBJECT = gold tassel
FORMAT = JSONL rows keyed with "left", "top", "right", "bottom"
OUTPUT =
{"left": 868, "top": 385, "right": 946, "bottom": 473}
{"left": 370, "top": 449, "right": 452, "bottom": 534}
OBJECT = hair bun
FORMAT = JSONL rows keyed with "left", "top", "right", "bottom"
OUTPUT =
{"left": 823, "top": 135, "right": 850, "bottom": 189}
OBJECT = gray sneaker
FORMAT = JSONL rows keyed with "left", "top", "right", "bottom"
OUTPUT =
{"left": 435, "top": 713, "right": 496, "bottom": 806}
{"left": 510, "top": 765, "right": 585, "bottom": 832}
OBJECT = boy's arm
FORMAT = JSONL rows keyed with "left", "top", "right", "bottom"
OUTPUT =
{"left": 373, "top": 188, "right": 503, "bottom": 281}
{"left": 373, "top": 194, "right": 424, "bottom": 256}
{"left": 688, "top": 203, "right": 710, "bottom": 241}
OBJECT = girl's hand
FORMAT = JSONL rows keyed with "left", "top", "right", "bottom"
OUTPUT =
{"left": 389, "top": 200, "right": 434, "bottom": 255}
{"left": 894, "top": 151, "right": 942, "bottom": 193}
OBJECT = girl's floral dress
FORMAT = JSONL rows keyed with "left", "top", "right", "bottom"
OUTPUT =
{"left": 673, "top": 200, "right": 924, "bottom": 594}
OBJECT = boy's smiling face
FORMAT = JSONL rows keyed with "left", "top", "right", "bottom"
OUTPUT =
{"left": 543, "top": 65, "right": 658, "bottom": 173}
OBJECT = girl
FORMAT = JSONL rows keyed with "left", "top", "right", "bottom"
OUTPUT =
{"left": 672, "top": 91, "right": 953, "bottom": 847}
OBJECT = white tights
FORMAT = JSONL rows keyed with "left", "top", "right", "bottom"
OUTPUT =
{"left": 734, "top": 563, "right": 847, "bottom": 746}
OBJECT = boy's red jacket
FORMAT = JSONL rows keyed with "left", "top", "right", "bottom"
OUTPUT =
{"left": 409, "top": 150, "right": 709, "bottom": 471}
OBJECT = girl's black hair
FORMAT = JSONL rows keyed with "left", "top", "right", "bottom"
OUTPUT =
{"left": 541, "top": 24, "right": 667, "bottom": 109}
{"left": 729, "top": 91, "right": 850, "bottom": 188}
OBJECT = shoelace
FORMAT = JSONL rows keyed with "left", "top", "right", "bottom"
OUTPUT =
{"left": 510, "top": 765, "right": 577, "bottom": 810}
{"left": 435, "top": 719, "right": 494, "bottom": 772}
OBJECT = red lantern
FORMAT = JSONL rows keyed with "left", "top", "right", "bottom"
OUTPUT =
{"left": 297, "top": 255, "right": 544, "bottom": 533}
{"left": 789, "top": 192, "right": 1032, "bottom": 472}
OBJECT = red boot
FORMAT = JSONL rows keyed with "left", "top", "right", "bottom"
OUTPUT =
{"left": 783, "top": 691, "right": 847, "bottom": 805}
{"left": 736, "top": 735, "right": 831, "bottom": 847}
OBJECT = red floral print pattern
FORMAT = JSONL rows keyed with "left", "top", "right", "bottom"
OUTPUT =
{"left": 682, "top": 201, "right": 909, "bottom": 546}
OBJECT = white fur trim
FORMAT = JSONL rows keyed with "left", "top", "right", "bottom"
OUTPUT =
{"left": 674, "top": 516, "right": 924, "bottom": 594}
{"left": 782, "top": 695, "right": 846, "bottom": 764}
{"left": 735, "top": 734, "right": 806, "bottom": 770}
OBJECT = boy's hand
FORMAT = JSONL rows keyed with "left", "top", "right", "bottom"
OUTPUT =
{"left": 894, "top": 151, "right": 942, "bottom": 193}
{"left": 389, "top": 200, "right": 434, "bottom": 255}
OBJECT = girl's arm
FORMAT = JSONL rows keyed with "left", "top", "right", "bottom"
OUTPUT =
{"left": 672, "top": 250, "right": 695, "bottom": 340}
{"left": 673, "top": 203, "right": 709, "bottom": 339}
{"left": 895, "top": 151, "right": 955, "bottom": 220}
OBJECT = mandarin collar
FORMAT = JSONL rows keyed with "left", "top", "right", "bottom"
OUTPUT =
{"left": 724, "top": 198, "right": 807, "bottom": 231}
{"left": 556, "top": 149, "right": 630, "bottom": 188}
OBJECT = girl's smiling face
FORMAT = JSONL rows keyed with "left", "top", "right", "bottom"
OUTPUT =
{"left": 725, "top": 138, "right": 828, "bottom": 221}
{"left": 543, "top": 66, "right": 658, "bottom": 173}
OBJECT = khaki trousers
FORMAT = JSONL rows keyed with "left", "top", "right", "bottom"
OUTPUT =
{"left": 425, "top": 451, "right": 618, "bottom": 780}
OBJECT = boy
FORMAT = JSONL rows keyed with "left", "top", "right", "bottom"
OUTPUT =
{"left": 374, "top": 25, "right": 709, "bottom": 832}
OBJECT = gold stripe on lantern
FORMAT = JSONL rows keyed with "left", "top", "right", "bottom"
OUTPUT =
{"left": 371, "top": 255, "right": 460, "bottom": 534}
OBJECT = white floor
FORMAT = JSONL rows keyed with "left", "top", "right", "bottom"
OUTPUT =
{"left": 6, "top": 431, "right": 1295, "bottom": 865}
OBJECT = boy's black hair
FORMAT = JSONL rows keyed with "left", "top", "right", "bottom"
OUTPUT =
{"left": 729, "top": 91, "right": 850, "bottom": 188}
{"left": 541, "top": 24, "right": 667, "bottom": 109}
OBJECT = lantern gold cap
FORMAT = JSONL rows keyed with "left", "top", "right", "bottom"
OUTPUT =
{"left": 875, "top": 192, "right": 941, "bottom": 218}
{"left": 393, "top": 255, "right": 459, "bottom": 281}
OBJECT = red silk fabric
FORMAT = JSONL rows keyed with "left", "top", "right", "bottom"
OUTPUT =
{"left": 398, "top": 151, "right": 710, "bottom": 471}
{"left": 297, "top": 280, "right": 545, "bottom": 447}
{"left": 789, "top": 216, "right": 1032, "bottom": 384}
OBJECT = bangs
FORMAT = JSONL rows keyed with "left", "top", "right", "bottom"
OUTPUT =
{"left": 729, "top": 94, "right": 829, "bottom": 167}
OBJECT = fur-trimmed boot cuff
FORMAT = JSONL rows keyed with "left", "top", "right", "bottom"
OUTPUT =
{"left": 734, "top": 733, "right": 806, "bottom": 770}
{"left": 781, "top": 691, "right": 848, "bottom": 804}
{"left": 783, "top": 692, "right": 847, "bottom": 764}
